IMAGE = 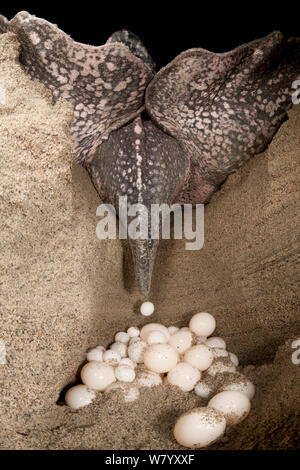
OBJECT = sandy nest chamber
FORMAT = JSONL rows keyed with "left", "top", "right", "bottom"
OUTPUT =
{"left": 0, "top": 33, "right": 299, "bottom": 450}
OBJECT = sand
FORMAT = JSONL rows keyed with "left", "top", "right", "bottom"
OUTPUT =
{"left": 0, "top": 32, "right": 299, "bottom": 450}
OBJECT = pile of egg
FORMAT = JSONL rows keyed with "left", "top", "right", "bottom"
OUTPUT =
{"left": 65, "top": 309, "right": 255, "bottom": 448}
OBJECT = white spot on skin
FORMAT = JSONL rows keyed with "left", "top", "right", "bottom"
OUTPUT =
{"left": 106, "top": 62, "right": 116, "bottom": 71}
{"left": 134, "top": 123, "right": 142, "bottom": 135}
{"left": 114, "top": 81, "right": 127, "bottom": 91}
{"left": 30, "top": 32, "right": 40, "bottom": 45}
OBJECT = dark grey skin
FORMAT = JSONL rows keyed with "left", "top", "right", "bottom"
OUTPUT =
{"left": 1, "top": 11, "right": 299, "bottom": 294}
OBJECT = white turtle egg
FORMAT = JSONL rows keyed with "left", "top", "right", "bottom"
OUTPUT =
{"left": 168, "top": 326, "right": 179, "bottom": 335}
{"left": 119, "top": 358, "right": 136, "bottom": 368}
{"left": 128, "top": 339, "right": 147, "bottom": 363}
{"left": 143, "top": 343, "right": 178, "bottom": 373}
{"left": 65, "top": 384, "right": 96, "bottom": 409}
{"left": 181, "top": 327, "right": 190, "bottom": 332}
{"left": 147, "top": 330, "right": 168, "bottom": 345}
{"left": 208, "top": 390, "right": 251, "bottom": 426}
{"left": 229, "top": 352, "right": 239, "bottom": 367}
{"left": 135, "top": 368, "right": 163, "bottom": 387}
{"left": 205, "top": 337, "right": 226, "bottom": 349}
{"left": 189, "top": 312, "right": 216, "bottom": 337}
{"left": 127, "top": 326, "right": 140, "bottom": 338}
{"left": 95, "top": 345, "right": 105, "bottom": 352}
{"left": 110, "top": 341, "right": 127, "bottom": 358}
{"left": 140, "top": 323, "right": 170, "bottom": 342}
{"left": 81, "top": 361, "right": 115, "bottom": 391}
{"left": 140, "top": 301, "right": 155, "bottom": 316}
{"left": 173, "top": 407, "right": 226, "bottom": 448}
{"left": 115, "top": 364, "right": 136, "bottom": 382}
{"left": 115, "top": 331, "right": 130, "bottom": 344}
{"left": 212, "top": 348, "right": 228, "bottom": 358}
{"left": 184, "top": 345, "right": 214, "bottom": 371}
{"left": 194, "top": 381, "right": 213, "bottom": 400}
{"left": 169, "top": 330, "right": 193, "bottom": 354}
{"left": 207, "top": 360, "right": 236, "bottom": 377}
{"left": 167, "top": 362, "right": 201, "bottom": 392}
{"left": 103, "top": 349, "right": 121, "bottom": 365}
{"left": 221, "top": 379, "right": 255, "bottom": 400}
{"left": 87, "top": 347, "right": 103, "bottom": 362}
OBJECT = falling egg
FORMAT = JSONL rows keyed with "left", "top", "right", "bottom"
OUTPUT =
{"left": 140, "top": 301, "right": 155, "bottom": 316}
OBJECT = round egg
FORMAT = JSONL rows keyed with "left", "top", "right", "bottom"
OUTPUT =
{"left": 115, "top": 331, "right": 130, "bottom": 344}
{"left": 128, "top": 339, "right": 147, "bottom": 363}
{"left": 127, "top": 326, "right": 140, "bottom": 338}
{"left": 86, "top": 347, "right": 103, "bottom": 362}
{"left": 147, "top": 330, "right": 168, "bottom": 345}
{"left": 194, "top": 381, "right": 213, "bottom": 400}
{"left": 189, "top": 312, "right": 216, "bottom": 337}
{"left": 81, "top": 361, "right": 115, "bottom": 391}
{"left": 143, "top": 343, "right": 178, "bottom": 373}
{"left": 173, "top": 407, "right": 226, "bottom": 448}
{"left": 208, "top": 390, "right": 251, "bottom": 426}
{"left": 169, "top": 330, "right": 193, "bottom": 355}
{"left": 184, "top": 345, "right": 214, "bottom": 371}
{"left": 140, "top": 323, "right": 170, "bottom": 342}
{"left": 167, "top": 362, "right": 200, "bottom": 392}
{"left": 65, "top": 384, "right": 96, "bottom": 409}
{"left": 115, "top": 365, "right": 136, "bottom": 382}
{"left": 110, "top": 341, "right": 127, "bottom": 358}
{"left": 205, "top": 337, "right": 226, "bottom": 349}
{"left": 140, "top": 301, "right": 155, "bottom": 316}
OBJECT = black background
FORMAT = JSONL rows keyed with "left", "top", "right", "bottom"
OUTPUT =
{"left": 1, "top": 1, "right": 299, "bottom": 69}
